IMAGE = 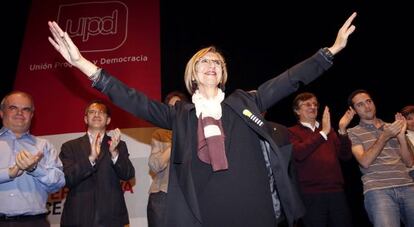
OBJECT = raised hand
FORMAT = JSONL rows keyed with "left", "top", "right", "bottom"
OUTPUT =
{"left": 109, "top": 128, "right": 122, "bottom": 157}
{"left": 89, "top": 133, "right": 101, "bottom": 162}
{"left": 321, "top": 106, "right": 331, "bottom": 135}
{"left": 383, "top": 120, "right": 404, "bottom": 141}
{"left": 395, "top": 113, "right": 407, "bottom": 139}
{"left": 338, "top": 107, "right": 356, "bottom": 134}
{"left": 329, "top": 12, "right": 357, "bottom": 55}
{"left": 48, "top": 21, "right": 99, "bottom": 77}
{"left": 48, "top": 21, "right": 82, "bottom": 67}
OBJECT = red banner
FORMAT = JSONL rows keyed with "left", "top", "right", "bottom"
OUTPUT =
{"left": 14, "top": 0, "right": 160, "bottom": 135}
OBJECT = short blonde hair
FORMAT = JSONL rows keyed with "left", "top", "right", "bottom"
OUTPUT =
{"left": 184, "top": 46, "right": 228, "bottom": 94}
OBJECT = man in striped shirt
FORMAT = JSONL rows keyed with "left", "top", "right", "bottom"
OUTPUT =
{"left": 347, "top": 89, "right": 414, "bottom": 227}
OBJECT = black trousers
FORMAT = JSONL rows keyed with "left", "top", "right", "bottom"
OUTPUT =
{"left": 300, "top": 191, "right": 352, "bottom": 227}
{"left": 147, "top": 191, "right": 167, "bottom": 227}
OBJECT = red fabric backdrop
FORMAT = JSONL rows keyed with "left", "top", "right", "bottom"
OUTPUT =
{"left": 14, "top": 0, "right": 160, "bottom": 135}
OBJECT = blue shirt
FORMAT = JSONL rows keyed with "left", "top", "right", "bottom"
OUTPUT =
{"left": 0, "top": 127, "right": 65, "bottom": 216}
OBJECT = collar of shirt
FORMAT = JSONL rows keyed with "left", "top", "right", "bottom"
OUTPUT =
{"left": 358, "top": 118, "right": 385, "bottom": 129}
{"left": 0, "top": 127, "right": 36, "bottom": 144}
{"left": 87, "top": 131, "right": 104, "bottom": 144}
{"left": 299, "top": 121, "right": 320, "bottom": 132}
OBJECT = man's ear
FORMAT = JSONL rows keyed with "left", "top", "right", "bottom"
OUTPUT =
{"left": 293, "top": 108, "right": 300, "bottom": 116}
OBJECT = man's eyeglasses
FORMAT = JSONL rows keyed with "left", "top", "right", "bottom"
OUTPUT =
{"left": 300, "top": 102, "right": 319, "bottom": 108}
{"left": 5, "top": 105, "right": 33, "bottom": 114}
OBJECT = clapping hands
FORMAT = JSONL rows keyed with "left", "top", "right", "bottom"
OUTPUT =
{"left": 109, "top": 128, "right": 122, "bottom": 157}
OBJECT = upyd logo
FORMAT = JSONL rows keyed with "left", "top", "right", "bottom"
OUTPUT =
{"left": 57, "top": 1, "right": 128, "bottom": 52}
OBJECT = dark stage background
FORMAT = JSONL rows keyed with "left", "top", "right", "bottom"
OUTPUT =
{"left": 3, "top": 1, "right": 413, "bottom": 226}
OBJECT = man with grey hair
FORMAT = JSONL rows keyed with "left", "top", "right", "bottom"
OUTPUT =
{"left": 0, "top": 91, "right": 65, "bottom": 227}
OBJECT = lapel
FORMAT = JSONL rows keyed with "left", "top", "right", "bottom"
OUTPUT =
{"left": 80, "top": 134, "right": 92, "bottom": 159}
{"left": 223, "top": 91, "right": 287, "bottom": 174}
{"left": 173, "top": 103, "right": 196, "bottom": 164}
{"left": 223, "top": 92, "right": 272, "bottom": 145}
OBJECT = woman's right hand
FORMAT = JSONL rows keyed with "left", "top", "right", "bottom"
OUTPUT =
{"left": 48, "top": 21, "right": 99, "bottom": 77}
{"left": 48, "top": 21, "right": 83, "bottom": 66}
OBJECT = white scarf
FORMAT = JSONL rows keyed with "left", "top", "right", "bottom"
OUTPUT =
{"left": 192, "top": 88, "right": 228, "bottom": 171}
{"left": 192, "top": 89, "right": 225, "bottom": 119}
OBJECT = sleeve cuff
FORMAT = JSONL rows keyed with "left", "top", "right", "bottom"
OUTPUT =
{"left": 319, "top": 131, "right": 328, "bottom": 140}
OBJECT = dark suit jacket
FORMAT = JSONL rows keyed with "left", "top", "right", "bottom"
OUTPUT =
{"left": 266, "top": 121, "right": 303, "bottom": 225}
{"left": 59, "top": 134, "right": 135, "bottom": 227}
{"left": 94, "top": 50, "right": 331, "bottom": 226}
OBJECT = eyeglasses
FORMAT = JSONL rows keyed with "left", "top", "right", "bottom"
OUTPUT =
{"left": 5, "top": 105, "right": 33, "bottom": 114}
{"left": 197, "top": 58, "right": 223, "bottom": 67}
{"left": 87, "top": 110, "right": 107, "bottom": 116}
{"left": 300, "top": 102, "right": 319, "bottom": 108}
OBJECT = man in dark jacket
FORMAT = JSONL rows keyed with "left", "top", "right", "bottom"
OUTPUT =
{"left": 59, "top": 100, "right": 135, "bottom": 227}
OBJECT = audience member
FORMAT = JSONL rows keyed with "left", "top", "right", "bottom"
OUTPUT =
{"left": 347, "top": 89, "right": 414, "bottom": 226}
{"left": 59, "top": 100, "right": 135, "bottom": 227}
{"left": 0, "top": 91, "right": 65, "bottom": 227}
{"left": 288, "top": 92, "right": 354, "bottom": 227}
